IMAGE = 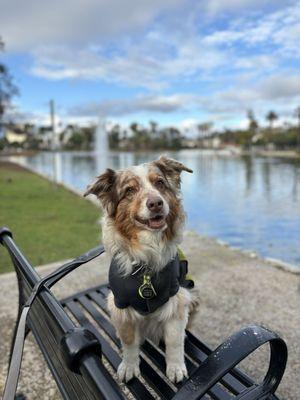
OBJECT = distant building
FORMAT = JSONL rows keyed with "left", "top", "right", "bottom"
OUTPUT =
{"left": 4, "top": 126, "right": 27, "bottom": 145}
{"left": 201, "top": 136, "right": 221, "bottom": 149}
{"left": 181, "top": 138, "right": 198, "bottom": 148}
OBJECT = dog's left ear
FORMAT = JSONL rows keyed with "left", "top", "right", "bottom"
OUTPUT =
{"left": 84, "top": 168, "right": 118, "bottom": 216}
{"left": 153, "top": 156, "right": 193, "bottom": 188}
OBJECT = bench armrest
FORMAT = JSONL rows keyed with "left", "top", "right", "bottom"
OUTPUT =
{"left": 46, "top": 245, "right": 105, "bottom": 289}
{"left": 174, "top": 325, "right": 287, "bottom": 400}
{"left": 0, "top": 225, "right": 105, "bottom": 295}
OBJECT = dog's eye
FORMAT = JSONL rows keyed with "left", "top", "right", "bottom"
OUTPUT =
{"left": 155, "top": 179, "right": 165, "bottom": 189}
{"left": 125, "top": 187, "right": 136, "bottom": 196}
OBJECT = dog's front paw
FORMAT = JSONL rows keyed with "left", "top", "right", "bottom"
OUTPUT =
{"left": 166, "top": 362, "right": 188, "bottom": 383}
{"left": 117, "top": 361, "right": 140, "bottom": 382}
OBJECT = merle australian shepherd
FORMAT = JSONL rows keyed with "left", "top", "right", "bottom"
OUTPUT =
{"left": 85, "top": 156, "right": 199, "bottom": 383}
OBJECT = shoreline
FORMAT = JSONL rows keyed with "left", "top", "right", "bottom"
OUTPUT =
{"left": 214, "top": 237, "right": 300, "bottom": 274}
{"left": 241, "top": 149, "right": 300, "bottom": 159}
{"left": 1, "top": 159, "right": 299, "bottom": 274}
{"left": 1, "top": 147, "right": 300, "bottom": 159}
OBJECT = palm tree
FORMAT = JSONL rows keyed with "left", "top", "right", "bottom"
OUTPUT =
{"left": 295, "top": 106, "right": 300, "bottom": 149}
{"left": 197, "top": 122, "right": 213, "bottom": 138}
{"left": 294, "top": 106, "right": 300, "bottom": 128}
{"left": 265, "top": 111, "right": 278, "bottom": 130}
{"left": 149, "top": 121, "right": 158, "bottom": 135}
{"left": 247, "top": 109, "right": 258, "bottom": 133}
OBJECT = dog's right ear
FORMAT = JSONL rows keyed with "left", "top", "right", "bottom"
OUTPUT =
{"left": 84, "top": 168, "right": 118, "bottom": 216}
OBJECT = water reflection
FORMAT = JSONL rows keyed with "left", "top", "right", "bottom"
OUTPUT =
{"left": 261, "top": 159, "right": 271, "bottom": 200}
{"left": 6, "top": 150, "right": 300, "bottom": 267}
{"left": 243, "top": 156, "right": 254, "bottom": 194}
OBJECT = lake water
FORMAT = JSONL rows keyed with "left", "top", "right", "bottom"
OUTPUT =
{"left": 8, "top": 150, "right": 300, "bottom": 267}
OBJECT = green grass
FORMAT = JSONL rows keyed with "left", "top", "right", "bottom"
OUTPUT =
{"left": 0, "top": 162, "right": 101, "bottom": 273}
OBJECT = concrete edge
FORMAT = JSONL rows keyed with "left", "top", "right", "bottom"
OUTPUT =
{"left": 264, "top": 257, "right": 300, "bottom": 274}
{"left": 222, "top": 242, "right": 300, "bottom": 274}
{"left": 185, "top": 231, "right": 300, "bottom": 275}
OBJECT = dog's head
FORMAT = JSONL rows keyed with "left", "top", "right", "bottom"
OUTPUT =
{"left": 84, "top": 156, "right": 192, "bottom": 243}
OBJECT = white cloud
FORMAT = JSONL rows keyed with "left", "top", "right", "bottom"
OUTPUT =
{"left": 0, "top": 0, "right": 184, "bottom": 51}
{"left": 2, "top": 0, "right": 282, "bottom": 53}
{"left": 30, "top": 45, "right": 167, "bottom": 90}
{"left": 259, "top": 74, "right": 300, "bottom": 100}
{"left": 205, "top": 0, "right": 277, "bottom": 15}
{"left": 69, "top": 71, "right": 300, "bottom": 120}
{"left": 202, "top": 2, "right": 300, "bottom": 56}
{"left": 23, "top": 0, "right": 300, "bottom": 92}
{"left": 29, "top": 27, "right": 230, "bottom": 90}
{"left": 70, "top": 94, "right": 196, "bottom": 116}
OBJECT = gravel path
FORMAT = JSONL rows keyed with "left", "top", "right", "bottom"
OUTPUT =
{"left": 0, "top": 231, "right": 299, "bottom": 399}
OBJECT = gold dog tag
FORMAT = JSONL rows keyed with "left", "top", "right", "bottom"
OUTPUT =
{"left": 138, "top": 275, "right": 157, "bottom": 299}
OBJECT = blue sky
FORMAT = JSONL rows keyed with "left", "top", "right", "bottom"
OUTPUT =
{"left": 1, "top": 0, "right": 300, "bottom": 131}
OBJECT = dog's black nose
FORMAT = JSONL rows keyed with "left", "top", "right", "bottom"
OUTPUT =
{"left": 146, "top": 196, "right": 163, "bottom": 212}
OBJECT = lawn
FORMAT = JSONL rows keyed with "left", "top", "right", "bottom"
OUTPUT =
{"left": 0, "top": 161, "right": 101, "bottom": 273}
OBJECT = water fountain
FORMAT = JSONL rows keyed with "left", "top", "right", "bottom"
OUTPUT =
{"left": 95, "top": 118, "right": 108, "bottom": 154}
{"left": 94, "top": 117, "right": 109, "bottom": 173}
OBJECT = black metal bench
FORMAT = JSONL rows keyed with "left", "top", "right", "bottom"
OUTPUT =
{"left": 0, "top": 227, "right": 288, "bottom": 400}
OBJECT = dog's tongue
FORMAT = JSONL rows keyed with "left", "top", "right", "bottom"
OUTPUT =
{"left": 149, "top": 217, "right": 165, "bottom": 229}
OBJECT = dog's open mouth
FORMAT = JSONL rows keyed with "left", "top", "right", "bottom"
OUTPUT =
{"left": 135, "top": 214, "right": 166, "bottom": 230}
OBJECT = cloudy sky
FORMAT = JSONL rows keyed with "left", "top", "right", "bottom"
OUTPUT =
{"left": 1, "top": 0, "right": 300, "bottom": 130}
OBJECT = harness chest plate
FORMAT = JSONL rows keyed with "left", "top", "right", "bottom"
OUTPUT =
{"left": 109, "top": 253, "right": 191, "bottom": 315}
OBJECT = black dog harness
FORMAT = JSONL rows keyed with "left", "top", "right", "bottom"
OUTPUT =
{"left": 109, "top": 253, "right": 194, "bottom": 315}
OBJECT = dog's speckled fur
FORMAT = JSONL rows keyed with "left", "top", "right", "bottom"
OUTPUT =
{"left": 85, "top": 156, "right": 199, "bottom": 383}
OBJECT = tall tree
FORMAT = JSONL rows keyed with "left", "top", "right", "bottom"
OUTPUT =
{"left": 265, "top": 111, "right": 278, "bottom": 130}
{"left": 108, "top": 124, "right": 121, "bottom": 149}
{"left": 149, "top": 121, "right": 158, "bottom": 135}
{"left": 295, "top": 106, "right": 300, "bottom": 149}
{"left": 197, "top": 122, "right": 213, "bottom": 138}
{"left": 0, "top": 38, "right": 19, "bottom": 128}
{"left": 247, "top": 109, "right": 258, "bottom": 133}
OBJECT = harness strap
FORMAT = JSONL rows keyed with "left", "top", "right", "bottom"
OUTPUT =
{"left": 179, "top": 259, "right": 194, "bottom": 289}
{"left": 3, "top": 245, "right": 105, "bottom": 400}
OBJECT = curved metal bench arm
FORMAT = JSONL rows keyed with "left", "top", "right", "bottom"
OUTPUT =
{"left": 0, "top": 226, "right": 105, "bottom": 294}
{"left": 174, "top": 325, "right": 287, "bottom": 400}
{"left": 0, "top": 227, "right": 106, "bottom": 400}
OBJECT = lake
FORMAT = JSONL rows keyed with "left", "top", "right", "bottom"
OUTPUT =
{"left": 7, "top": 150, "right": 300, "bottom": 267}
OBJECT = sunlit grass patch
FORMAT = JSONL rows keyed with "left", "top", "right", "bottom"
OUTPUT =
{"left": 0, "top": 162, "right": 101, "bottom": 273}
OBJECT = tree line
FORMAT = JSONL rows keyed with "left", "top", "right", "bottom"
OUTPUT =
{"left": 215, "top": 108, "right": 300, "bottom": 150}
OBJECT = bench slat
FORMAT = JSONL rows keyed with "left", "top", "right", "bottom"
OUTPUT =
{"left": 78, "top": 290, "right": 232, "bottom": 400}
{"left": 66, "top": 300, "right": 162, "bottom": 400}
{"left": 93, "top": 288, "right": 245, "bottom": 397}
{"left": 73, "top": 296, "right": 177, "bottom": 400}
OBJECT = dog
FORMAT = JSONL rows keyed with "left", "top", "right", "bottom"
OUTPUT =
{"left": 84, "top": 156, "right": 199, "bottom": 383}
